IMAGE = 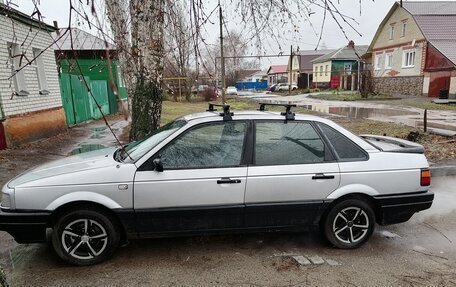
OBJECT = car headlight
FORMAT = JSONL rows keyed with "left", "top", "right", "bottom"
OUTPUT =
{"left": 1, "top": 184, "right": 14, "bottom": 209}
{"left": 0, "top": 192, "right": 11, "bottom": 208}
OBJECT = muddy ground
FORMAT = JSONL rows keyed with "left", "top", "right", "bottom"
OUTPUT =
{"left": 1, "top": 115, "right": 456, "bottom": 286}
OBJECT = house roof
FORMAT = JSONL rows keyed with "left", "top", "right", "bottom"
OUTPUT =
{"left": 0, "top": 3, "right": 56, "bottom": 31}
{"left": 368, "top": 1, "right": 456, "bottom": 65}
{"left": 311, "top": 45, "right": 368, "bottom": 64}
{"left": 267, "top": 65, "right": 288, "bottom": 74}
{"left": 245, "top": 70, "right": 267, "bottom": 78}
{"left": 54, "top": 28, "right": 115, "bottom": 51}
{"left": 298, "top": 49, "right": 335, "bottom": 71}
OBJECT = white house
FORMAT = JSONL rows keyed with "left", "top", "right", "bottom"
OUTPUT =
{"left": 0, "top": 3, "right": 65, "bottom": 148}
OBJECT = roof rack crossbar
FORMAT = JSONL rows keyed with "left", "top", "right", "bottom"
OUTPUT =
{"left": 207, "top": 103, "right": 233, "bottom": 121}
{"left": 258, "top": 102, "right": 296, "bottom": 120}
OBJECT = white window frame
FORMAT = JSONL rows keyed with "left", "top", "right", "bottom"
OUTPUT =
{"left": 32, "top": 48, "right": 49, "bottom": 94}
{"left": 401, "top": 22, "right": 406, "bottom": 37}
{"left": 325, "top": 65, "right": 328, "bottom": 76}
{"left": 385, "top": 53, "right": 393, "bottom": 70}
{"left": 344, "top": 63, "right": 352, "bottom": 75}
{"left": 319, "top": 66, "right": 323, "bottom": 76}
{"left": 375, "top": 54, "right": 383, "bottom": 70}
{"left": 389, "top": 25, "right": 395, "bottom": 40}
{"left": 8, "top": 42, "right": 29, "bottom": 96}
{"left": 402, "top": 50, "right": 416, "bottom": 68}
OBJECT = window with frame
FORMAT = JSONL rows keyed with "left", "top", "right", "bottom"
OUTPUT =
{"left": 159, "top": 122, "right": 246, "bottom": 169}
{"left": 401, "top": 22, "right": 406, "bottom": 37}
{"left": 403, "top": 50, "right": 415, "bottom": 68}
{"left": 7, "top": 42, "right": 28, "bottom": 96}
{"left": 317, "top": 123, "right": 367, "bottom": 161}
{"left": 320, "top": 66, "right": 323, "bottom": 76}
{"left": 389, "top": 25, "right": 395, "bottom": 40}
{"left": 255, "top": 121, "right": 332, "bottom": 165}
{"left": 325, "top": 65, "right": 329, "bottom": 76}
{"left": 385, "top": 53, "right": 393, "bottom": 69}
{"left": 344, "top": 63, "right": 352, "bottom": 75}
{"left": 32, "top": 48, "right": 49, "bottom": 94}
{"left": 375, "top": 54, "right": 383, "bottom": 70}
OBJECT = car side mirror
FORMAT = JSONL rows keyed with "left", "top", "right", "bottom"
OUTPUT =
{"left": 153, "top": 158, "right": 164, "bottom": 172}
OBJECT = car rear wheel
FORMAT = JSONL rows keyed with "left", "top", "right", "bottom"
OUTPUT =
{"left": 51, "top": 209, "right": 120, "bottom": 265}
{"left": 323, "top": 199, "right": 375, "bottom": 249}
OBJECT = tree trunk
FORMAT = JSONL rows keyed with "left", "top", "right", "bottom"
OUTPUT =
{"left": 129, "top": 0, "right": 165, "bottom": 140}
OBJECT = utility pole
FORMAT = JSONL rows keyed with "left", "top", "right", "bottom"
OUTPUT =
{"left": 219, "top": 2, "right": 226, "bottom": 103}
{"left": 288, "top": 45, "right": 293, "bottom": 94}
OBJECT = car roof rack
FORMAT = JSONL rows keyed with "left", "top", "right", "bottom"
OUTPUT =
{"left": 258, "top": 102, "right": 296, "bottom": 120}
{"left": 207, "top": 103, "right": 233, "bottom": 121}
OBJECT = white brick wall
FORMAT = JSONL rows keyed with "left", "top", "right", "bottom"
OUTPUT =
{"left": 0, "top": 15, "right": 62, "bottom": 118}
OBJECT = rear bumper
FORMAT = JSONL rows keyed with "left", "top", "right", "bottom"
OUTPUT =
{"left": 0, "top": 208, "right": 51, "bottom": 243}
{"left": 374, "top": 191, "right": 434, "bottom": 225}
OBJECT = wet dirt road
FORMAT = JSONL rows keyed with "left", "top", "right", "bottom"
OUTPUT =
{"left": 0, "top": 176, "right": 455, "bottom": 286}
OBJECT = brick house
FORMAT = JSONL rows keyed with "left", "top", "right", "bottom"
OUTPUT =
{"left": 366, "top": 1, "right": 456, "bottom": 97}
{"left": 0, "top": 3, "right": 65, "bottom": 149}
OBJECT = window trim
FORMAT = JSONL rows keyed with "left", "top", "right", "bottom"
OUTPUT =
{"left": 251, "top": 119, "right": 336, "bottom": 167}
{"left": 32, "top": 48, "right": 48, "bottom": 93}
{"left": 140, "top": 120, "right": 250, "bottom": 171}
{"left": 8, "top": 42, "right": 29, "bottom": 96}
{"left": 402, "top": 49, "right": 416, "bottom": 68}
{"left": 375, "top": 54, "right": 383, "bottom": 71}
{"left": 389, "top": 24, "right": 395, "bottom": 40}
{"left": 314, "top": 122, "right": 369, "bottom": 162}
{"left": 401, "top": 22, "right": 406, "bottom": 37}
{"left": 385, "top": 53, "right": 393, "bottom": 70}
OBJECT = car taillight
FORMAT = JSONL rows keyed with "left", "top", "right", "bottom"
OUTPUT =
{"left": 421, "top": 169, "right": 431, "bottom": 186}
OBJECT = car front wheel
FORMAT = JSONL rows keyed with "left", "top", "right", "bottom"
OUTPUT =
{"left": 323, "top": 199, "right": 375, "bottom": 249}
{"left": 51, "top": 209, "right": 120, "bottom": 265}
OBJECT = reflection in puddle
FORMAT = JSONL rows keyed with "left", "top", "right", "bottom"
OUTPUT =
{"left": 70, "top": 144, "right": 106, "bottom": 155}
{"left": 301, "top": 104, "right": 420, "bottom": 119}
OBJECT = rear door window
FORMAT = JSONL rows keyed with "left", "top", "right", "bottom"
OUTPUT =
{"left": 254, "top": 121, "right": 333, "bottom": 165}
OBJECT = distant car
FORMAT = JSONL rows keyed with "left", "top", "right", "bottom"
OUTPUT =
{"left": 197, "top": 85, "right": 209, "bottom": 93}
{"left": 226, "top": 86, "right": 237, "bottom": 95}
{"left": 276, "top": 83, "right": 298, "bottom": 91}
{"left": 268, "top": 84, "right": 279, "bottom": 92}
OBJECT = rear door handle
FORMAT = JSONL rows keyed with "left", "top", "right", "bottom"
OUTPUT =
{"left": 312, "top": 173, "right": 335, "bottom": 180}
{"left": 217, "top": 178, "right": 241, "bottom": 184}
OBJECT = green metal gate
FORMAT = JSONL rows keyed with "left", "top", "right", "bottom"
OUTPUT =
{"left": 89, "top": 80, "right": 110, "bottom": 119}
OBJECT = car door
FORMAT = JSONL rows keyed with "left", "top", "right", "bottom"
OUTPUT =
{"left": 245, "top": 120, "right": 340, "bottom": 228}
{"left": 133, "top": 121, "right": 249, "bottom": 236}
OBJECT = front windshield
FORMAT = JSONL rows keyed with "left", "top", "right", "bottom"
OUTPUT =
{"left": 121, "top": 119, "right": 187, "bottom": 162}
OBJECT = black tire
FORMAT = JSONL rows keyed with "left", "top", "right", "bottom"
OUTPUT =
{"left": 323, "top": 199, "right": 375, "bottom": 249}
{"left": 51, "top": 209, "right": 120, "bottom": 266}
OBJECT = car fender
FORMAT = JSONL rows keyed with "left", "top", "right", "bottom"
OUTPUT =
{"left": 45, "top": 191, "right": 123, "bottom": 211}
{"left": 326, "top": 184, "right": 380, "bottom": 199}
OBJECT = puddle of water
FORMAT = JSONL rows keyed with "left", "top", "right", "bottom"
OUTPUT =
{"left": 90, "top": 134, "right": 105, "bottom": 139}
{"left": 91, "top": 126, "right": 108, "bottom": 132}
{"left": 303, "top": 104, "right": 420, "bottom": 119}
{"left": 70, "top": 144, "right": 106, "bottom": 155}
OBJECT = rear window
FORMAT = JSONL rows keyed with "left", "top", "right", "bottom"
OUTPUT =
{"left": 317, "top": 123, "right": 367, "bottom": 161}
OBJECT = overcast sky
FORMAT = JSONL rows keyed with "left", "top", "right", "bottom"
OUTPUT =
{"left": 13, "top": 0, "right": 429, "bottom": 68}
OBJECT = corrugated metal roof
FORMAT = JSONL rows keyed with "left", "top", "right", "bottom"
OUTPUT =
{"left": 312, "top": 45, "right": 368, "bottom": 63}
{"left": 298, "top": 49, "right": 335, "bottom": 71}
{"left": 402, "top": 1, "right": 456, "bottom": 15}
{"left": 54, "top": 28, "right": 115, "bottom": 51}
{"left": 267, "top": 65, "right": 288, "bottom": 74}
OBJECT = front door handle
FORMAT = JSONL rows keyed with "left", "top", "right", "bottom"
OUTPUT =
{"left": 312, "top": 173, "right": 335, "bottom": 180}
{"left": 217, "top": 178, "right": 241, "bottom": 184}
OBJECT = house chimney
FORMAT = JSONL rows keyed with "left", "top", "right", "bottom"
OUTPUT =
{"left": 53, "top": 21, "right": 60, "bottom": 36}
{"left": 348, "top": 40, "right": 355, "bottom": 49}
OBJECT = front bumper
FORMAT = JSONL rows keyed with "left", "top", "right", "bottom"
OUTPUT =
{"left": 0, "top": 208, "right": 51, "bottom": 243}
{"left": 374, "top": 191, "right": 434, "bottom": 225}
